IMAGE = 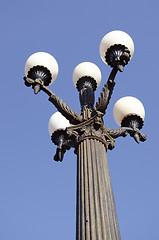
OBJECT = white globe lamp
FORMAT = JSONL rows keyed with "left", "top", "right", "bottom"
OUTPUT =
{"left": 113, "top": 96, "right": 145, "bottom": 129}
{"left": 100, "top": 30, "right": 134, "bottom": 71}
{"left": 72, "top": 62, "right": 101, "bottom": 90}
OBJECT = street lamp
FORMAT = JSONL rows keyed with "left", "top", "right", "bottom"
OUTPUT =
{"left": 24, "top": 30, "right": 147, "bottom": 240}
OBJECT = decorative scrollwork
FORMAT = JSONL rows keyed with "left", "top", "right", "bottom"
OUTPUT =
{"left": 107, "top": 127, "right": 130, "bottom": 138}
{"left": 95, "top": 68, "right": 117, "bottom": 114}
{"left": 49, "top": 94, "right": 82, "bottom": 125}
{"left": 24, "top": 72, "right": 147, "bottom": 162}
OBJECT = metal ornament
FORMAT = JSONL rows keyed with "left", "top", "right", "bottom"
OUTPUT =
{"left": 121, "top": 114, "right": 146, "bottom": 143}
{"left": 105, "top": 44, "right": 131, "bottom": 72}
{"left": 25, "top": 65, "right": 52, "bottom": 94}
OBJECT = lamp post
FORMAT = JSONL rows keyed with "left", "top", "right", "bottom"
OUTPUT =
{"left": 24, "top": 30, "right": 147, "bottom": 240}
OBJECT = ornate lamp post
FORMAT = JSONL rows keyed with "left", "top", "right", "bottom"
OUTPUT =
{"left": 24, "top": 30, "right": 147, "bottom": 240}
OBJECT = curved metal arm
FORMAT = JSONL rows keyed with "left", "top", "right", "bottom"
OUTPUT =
{"left": 107, "top": 127, "right": 130, "bottom": 138}
{"left": 95, "top": 67, "right": 118, "bottom": 114}
{"left": 107, "top": 127, "right": 147, "bottom": 143}
{"left": 24, "top": 77, "right": 82, "bottom": 124}
{"left": 48, "top": 94, "right": 82, "bottom": 124}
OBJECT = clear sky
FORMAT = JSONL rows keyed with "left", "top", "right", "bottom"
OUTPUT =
{"left": 0, "top": 0, "right": 158, "bottom": 239}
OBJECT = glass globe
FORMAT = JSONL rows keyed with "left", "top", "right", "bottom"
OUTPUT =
{"left": 113, "top": 96, "right": 145, "bottom": 126}
{"left": 25, "top": 52, "right": 59, "bottom": 84}
{"left": 72, "top": 62, "right": 101, "bottom": 89}
{"left": 100, "top": 30, "right": 134, "bottom": 65}
{"left": 48, "top": 112, "right": 71, "bottom": 136}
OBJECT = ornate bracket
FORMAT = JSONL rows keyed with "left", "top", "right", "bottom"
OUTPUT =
{"left": 48, "top": 108, "right": 147, "bottom": 162}
{"left": 51, "top": 113, "right": 112, "bottom": 161}
{"left": 24, "top": 69, "right": 147, "bottom": 163}
{"left": 95, "top": 45, "right": 132, "bottom": 115}
{"left": 107, "top": 127, "right": 147, "bottom": 143}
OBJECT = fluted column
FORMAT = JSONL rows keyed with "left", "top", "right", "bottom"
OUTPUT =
{"left": 76, "top": 138, "right": 121, "bottom": 240}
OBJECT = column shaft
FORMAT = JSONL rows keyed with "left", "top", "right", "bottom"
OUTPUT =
{"left": 76, "top": 138, "right": 121, "bottom": 240}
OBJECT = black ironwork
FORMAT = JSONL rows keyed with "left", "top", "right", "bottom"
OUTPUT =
{"left": 121, "top": 114, "right": 143, "bottom": 129}
{"left": 25, "top": 65, "right": 52, "bottom": 94}
{"left": 51, "top": 129, "right": 72, "bottom": 162}
{"left": 121, "top": 114, "right": 146, "bottom": 143}
{"left": 77, "top": 77, "right": 96, "bottom": 116}
{"left": 24, "top": 62, "right": 147, "bottom": 240}
{"left": 105, "top": 44, "right": 131, "bottom": 72}
{"left": 95, "top": 67, "right": 117, "bottom": 114}
{"left": 27, "top": 65, "right": 52, "bottom": 85}
{"left": 23, "top": 66, "right": 147, "bottom": 163}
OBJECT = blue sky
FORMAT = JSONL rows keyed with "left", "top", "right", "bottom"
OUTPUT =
{"left": 0, "top": 0, "right": 158, "bottom": 239}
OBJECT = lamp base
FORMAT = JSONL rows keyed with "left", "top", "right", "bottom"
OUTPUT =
{"left": 76, "top": 77, "right": 96, "bottom": 114}
{"left": 27, "top": 65, "right": 52, "bottom": 86}
{"left": 105, "top": 44, "right": 131, "bottom": 71}
{"left": 121, "top": 114, "right": 144, "bottom": 130}
{"left": 76, "top": 76, "right": 97, "bottom": 91}
{"left": 51, "top": 129, "right": 67, "bottom": 146}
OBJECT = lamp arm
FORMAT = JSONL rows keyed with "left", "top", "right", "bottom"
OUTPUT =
{"left": 106, "top": 127, "right": 130, "bottom": 138}
{"left": 48, "top": 94, "right": 82, "bottom": 124}
{"left": 95, "top": 67, "right": 118, "bottom": 114}
{"left": 107, "top": 127, "right": 147, "bottom": 143}
{"left": 24, "top": 77, "right": 83, "bottom": 125}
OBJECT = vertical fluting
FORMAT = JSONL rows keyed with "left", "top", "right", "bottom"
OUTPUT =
{"left": 76, "top": 138, "right": 121, "bottom": 240}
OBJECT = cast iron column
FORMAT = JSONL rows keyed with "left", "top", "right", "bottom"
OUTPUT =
{"left": 75, "top": 78, "right": 120, "bottom": 240}
{"left": 76, "top": 137, "right": 120, "bottom": 240}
